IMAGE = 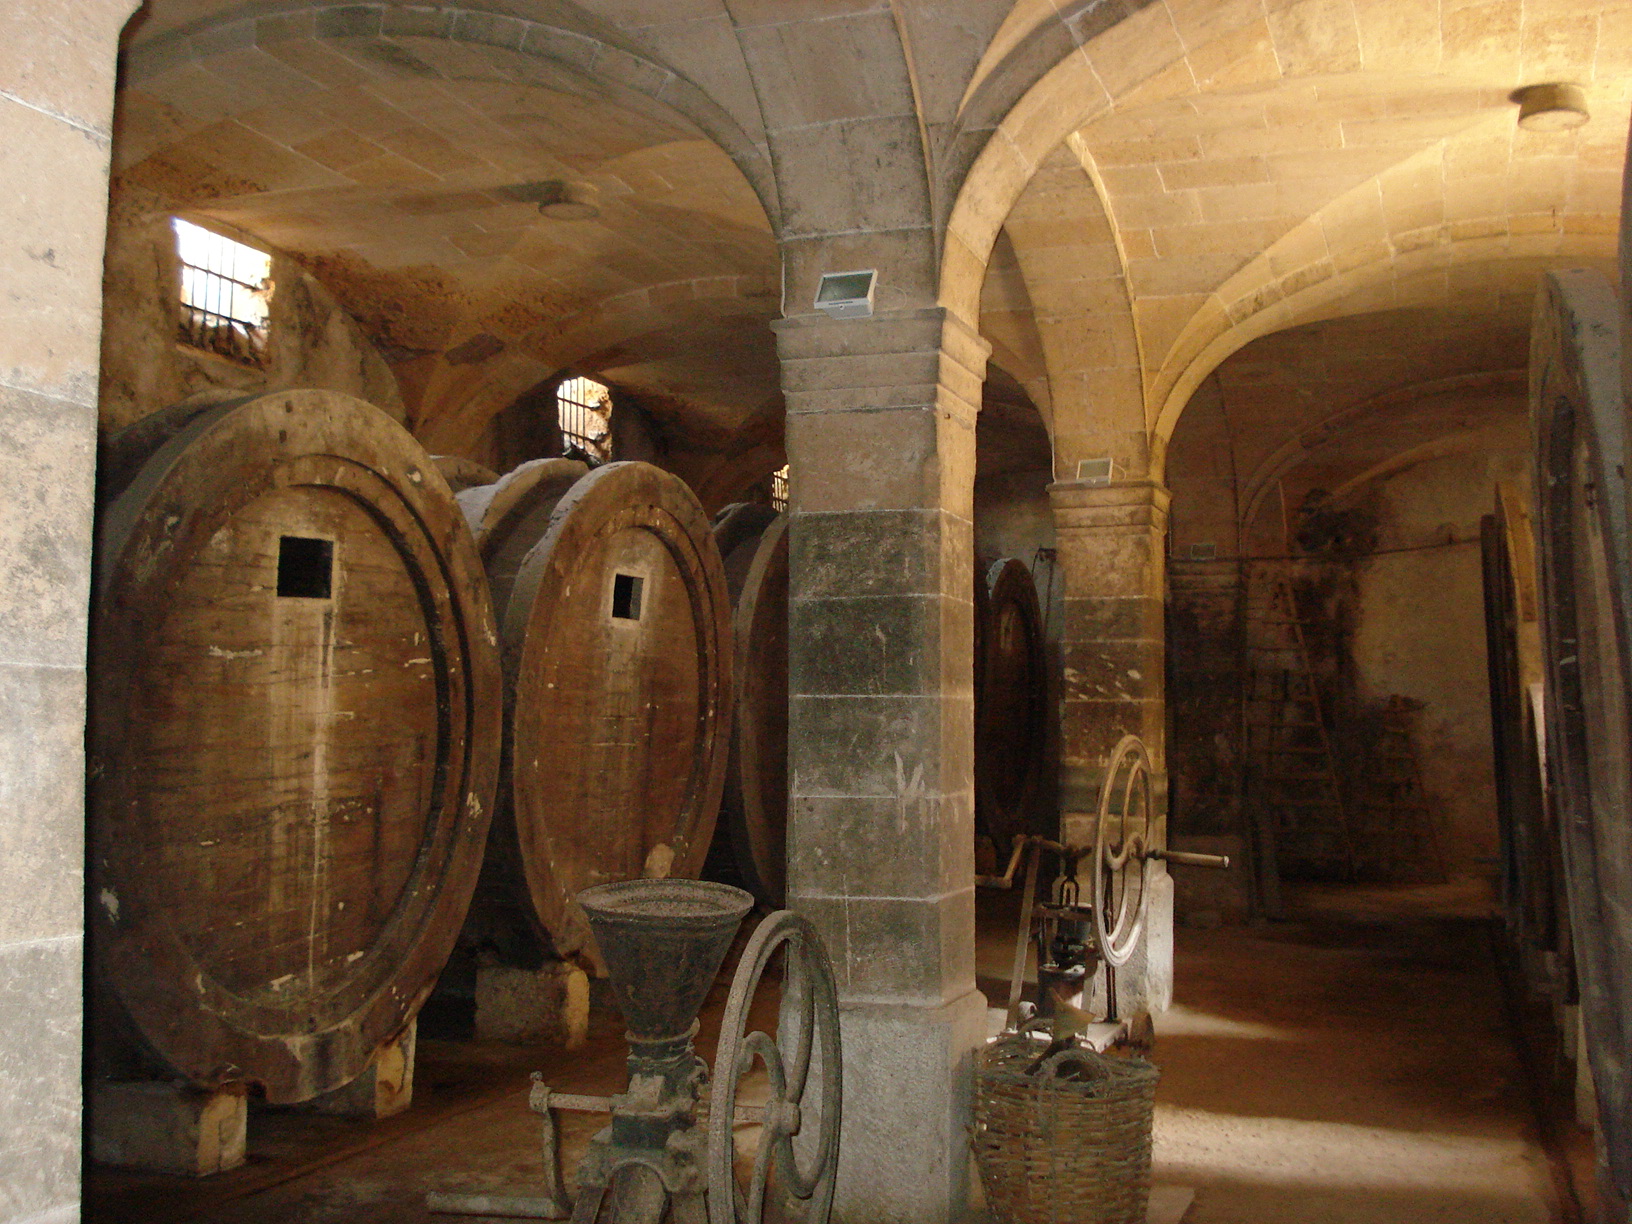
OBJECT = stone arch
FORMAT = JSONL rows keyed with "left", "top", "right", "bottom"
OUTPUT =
{"left": 119, "top": 1, "right": 780, "bottom": 226}
{"left": 418, "top": 274, "right": 782, "bottom": 451}
{"left": 1146, "top": 122, "right": 1620, "bottom": 449}
{"left": 1325, "top": 421, "right": 1529, "bottom": 508}
{"left": 942, "top": 1, "right": 1243, "bottom": 327}
{"left": 977, "top": 229, "right": 1053, "bottom": 421}
{"left": 1149, "top": 235, "right": 1613, "bottom": 469}
{"left": 1237, "top": 369, "right": 1527, "bottom": 530}
{"left": 545, "top": 274, "right": 781, "bottom": 365}
{"left": 939, "top": 0, "right": 1623, "bottom": 462}
{"left": 117, "top": 7, "right": 785, "bottom": 459}
{"left": 1002, "top": 140, "right": 1142, "bottom": 479}
{"left": 938, "top": 0, "right": 1160, "bottom": 236}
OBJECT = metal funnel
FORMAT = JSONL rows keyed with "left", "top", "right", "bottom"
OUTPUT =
{"left": 578, "top": 879, "right": 754, "bottom": 1043}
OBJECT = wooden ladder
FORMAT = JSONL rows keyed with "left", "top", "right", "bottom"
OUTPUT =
{"left": 1242, "top": 573, "right": 1359, "bottom": 881}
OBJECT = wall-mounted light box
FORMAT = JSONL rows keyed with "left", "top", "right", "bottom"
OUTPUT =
{"left": 1076, "top": 457, "right": 1126, "bottom": 485}
{"left": 814, "top": 269, "right": 876, "bottom": 320}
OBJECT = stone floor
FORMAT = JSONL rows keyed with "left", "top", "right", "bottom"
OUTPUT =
{"left": 1148, "top": 881, "right": 1567, "bottom": 1224}
{"left": 88, "top": 880, "right": 1570, "bottom": 1224}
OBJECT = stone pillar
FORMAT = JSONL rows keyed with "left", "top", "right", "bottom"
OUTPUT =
{"left": 1051, "top": 479, "right": 1174, "bottom": 1015}
{"left": 1, "top": 3, "right": 140, "bottom": 1221}
{"left": 777, "top": 306, "right": 987, "bottom": 1224}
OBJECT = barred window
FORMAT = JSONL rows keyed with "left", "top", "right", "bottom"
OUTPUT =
{"left": 770, "top": 465, "right": 789, "bottom": 512}
{"left": 173, "top": 218, "right": 272, "bottom": 367}
{"left": 556, "top": 376, "right": 611, "bottom": 463}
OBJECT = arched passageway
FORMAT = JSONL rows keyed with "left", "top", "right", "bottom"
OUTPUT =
{"left": 2, "top": 1, "right": 1630, "bottom": 1221}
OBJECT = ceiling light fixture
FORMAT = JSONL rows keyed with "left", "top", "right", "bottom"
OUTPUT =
{"left": 536, "top": 180, "right": 601, "bottom": 220}
{"left": 1512, "top": 83, "right": 1589, "bottom": 132}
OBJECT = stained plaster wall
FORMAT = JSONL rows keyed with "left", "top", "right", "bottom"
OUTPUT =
{"left": 98, "top": 207, "right": 403, "bottom": 438}
{"left": 1165, "top": 377, "right": 1247, "bottom": 848}
{"left": 1350, "top": 448, "right": 1531, "bottom": 874}
{"left": 1166, "top": 376, "right": 1529, "bottom": 884}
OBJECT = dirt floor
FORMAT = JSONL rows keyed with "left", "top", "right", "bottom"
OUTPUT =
{"left": 88, "top": 880, "right": 1573, "bottom": 1223}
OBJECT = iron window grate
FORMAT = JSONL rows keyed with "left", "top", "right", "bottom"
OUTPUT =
{"left": 173, "top": 218, "right": 272, "bottom": 367}
{"left": 557, "top": 375, "right": 611, "bottom": 463}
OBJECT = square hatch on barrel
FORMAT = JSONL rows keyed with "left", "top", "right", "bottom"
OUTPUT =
{"left": 277, "top": 535, "right": 334, "bottom": 599}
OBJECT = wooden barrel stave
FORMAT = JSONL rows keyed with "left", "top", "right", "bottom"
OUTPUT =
{"left": 459, "top": 458, "right": 590, "bottom": 620}
{"left": 432, "top": 454, "right": 501, "bottom": 494}
{"left": 1531, "top": 268, "right": 1632, "bottom": 1196}
{"left": 1481, "top": 489, "right": 1572, "bottom": 984}
{"left": 712, "top": 503, "right": 789, "bottom": 907}
{"left": 469, "top": 461, "right": 733, "bottom": 960}
{"left": 92, "top": 389, "right": 502, "bottom": 1103}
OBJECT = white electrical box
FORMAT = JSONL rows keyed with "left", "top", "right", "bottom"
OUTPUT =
{"left": 814, "top": 269, "right": 877, "bottom": 319}
{"left": 1076, "top": 457, "right": 1126, "bottom": 485}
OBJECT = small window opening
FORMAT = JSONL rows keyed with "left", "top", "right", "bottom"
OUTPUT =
{"left": 557, "top": 375, "right": 611, "bottom": 463}
{"left": 277, "top": 536, "right": 334, "bottom": 599}
{"left": 770, "top": 465, "right": 789, "bottom": 512}
{"left": 612, "top": 573, "right": 643, "bottom": 621}
{"left": 173, "top": 217, "right": 273, "bottom": 367}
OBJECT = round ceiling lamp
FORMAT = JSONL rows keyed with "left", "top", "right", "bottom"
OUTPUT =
{"left": 537, "top": 180, "right": 601, "bottom": 220}
{"left": 1512, "top": 83, "right": 1589, "bottom": 132}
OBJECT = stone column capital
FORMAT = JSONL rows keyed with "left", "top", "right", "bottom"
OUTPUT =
{"left": 1048, "top": 478, "right": 1171, "bottom": 535}
{"left": 770, "top": 305, "right": 985, "bottom": 385}
{"left": 771, "top": 305, "right": 990, "bottom": 420}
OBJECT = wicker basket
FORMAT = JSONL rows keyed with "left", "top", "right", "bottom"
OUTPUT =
{"left": 972, "top": 1035, "right": 1160, "bottom": 1224}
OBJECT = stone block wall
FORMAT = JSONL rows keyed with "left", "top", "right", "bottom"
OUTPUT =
{"left": 1, "top": 2, "right": 138, "bottom": 1220}
{"left": 97, "top": 207, "right": 404, "bottom": 437}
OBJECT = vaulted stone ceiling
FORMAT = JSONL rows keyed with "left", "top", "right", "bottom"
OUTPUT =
{"left": 113, "top": 5, "right": 782, "bottom": 453}
{"left": 112, "top": 0, "right": 1631, "bottom": 494}
{"left": 978, "top": 0, "right": 1626, "bottom": 488}
{"left": 1166, "top": 302, "right": 1534, "bottom": 556}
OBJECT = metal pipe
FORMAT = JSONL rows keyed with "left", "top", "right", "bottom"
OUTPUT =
{"left": 976, "top": 833, "right": 1067, "bottom": 888}
{"left": 1148, "top": 848, "right": 1231, "bottom": 869}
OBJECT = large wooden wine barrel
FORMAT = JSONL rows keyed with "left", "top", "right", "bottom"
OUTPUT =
{"left": 974, "top": 557, "right": 1049, "bottom": 844}
{"left": 91, "top": 389, "right": 502, "bottom": 1103}
{"left": 712, "top": 503, "right": 789, "bottom": 906}
{"left": 433, "top": 454, "right": 500, "bottom": 494}
{"left": 1531, "top": 268, "right": 1632, "bottom": 1197}
{"left": 463, "top": 461, "right": 733, "bottom": 960}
